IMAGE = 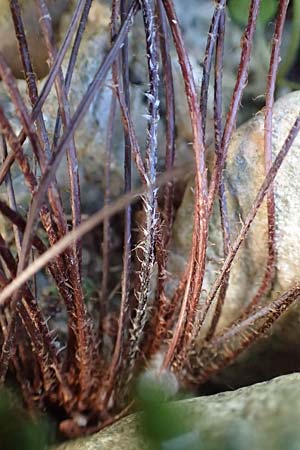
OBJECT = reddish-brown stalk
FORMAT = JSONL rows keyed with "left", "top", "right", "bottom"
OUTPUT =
{"left": 99, "top": 0, "right": 136, "bottom": 409}
{"left": 195, "top": 110, "right": 300, "bottom": 377}
{"left": 148, "top": 0, "right": 176, "bottom": 354}
{"left": 100, "top": 95, "right": 116, "bottom": 342}
{"left": 205, "top": 8, "right": 229, "bottom": 341}
{"left": 194, "top": 0, "right": 261, "bottom": 338}
{"left": 161, "top": 0, "right": 208, "bottom": 370}
{"left": 52, "top": 0, "right": 93, "bottom": 150}
{"left": 36, "top": 0, "right": 82, "bottom": 248}
{"left": 125, "top": 0, "right": 160, "bottom": 383}
{"left": 0, "top": 0, "right": 88, "bottom": 182}
{"left": 200, "top": 0, "right": 227, "bottom": 142}
{"left": 243, "top": 0, "right": 290, "bottom": 314}
{"left": 0, "top": 135, "right": 22, "bottom": 255}
{"left": 208, "top": 0, "right": 261, "bottom": 217}
{"left": 36, "top": 0, "right": 94, "bottom": 401}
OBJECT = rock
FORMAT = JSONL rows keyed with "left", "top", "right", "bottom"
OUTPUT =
{"left": 0, "top": 3, "right": 115, "bottom": 214}
{"left": 0, "top": 0, "right": 209, "bottom": 215}
{"left": 55, "top": 373, "right": 300, "bottom": 450}
{"left": 170, "top": 90, "right": 300, "bottom": 386}
{"left": 0, "top": 0, "right": 69, "bottom": 79}
{"left": 0, "top": 0, "right": 270, "bottom": 213}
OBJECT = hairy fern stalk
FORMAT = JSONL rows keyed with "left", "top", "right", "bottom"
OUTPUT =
{"left": 0, "top": 0, "right": 298, "bottom": 439}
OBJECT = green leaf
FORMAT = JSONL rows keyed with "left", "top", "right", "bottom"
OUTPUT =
{"left": 228, "top": 0, "right": 278, "bottom": 27}
{"left": 0, "top": 389, "right": 51, "bottom": 450}
{"left": 136, "top": 375, "right": 198, "bottom": 450}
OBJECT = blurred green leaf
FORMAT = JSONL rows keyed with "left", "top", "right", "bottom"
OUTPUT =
{"left": 228, "top": 0, "right": 277, "bottom": 27}
{"left": 136, "top": 375, "right": 198, "bottom": 450}
{"left": 0, "top": 389, "right": 49, "bottom": 450}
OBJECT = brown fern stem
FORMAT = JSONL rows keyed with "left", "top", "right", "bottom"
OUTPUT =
{"left": 200, "top": 0, "right": 226, "bottom": 141}
{"left": 243, "top": 0, "right": 290, "bottom": 315}
{"left": 0, "top": 0, "right": 87, "bottom": 182}
{"left": 194, "top": 0, "right": 261, "bottom": 338}
{"left": 161, "top": 0, "right": 208, "bottom": 370}
{"left": 126, "top": 0, "right": 160, "bottom": 382}
{"left": 187, "top": 283, "right": 300, "bottom": 386}
{"left": 202, "top": 111, "right": 300, "bottom": 334}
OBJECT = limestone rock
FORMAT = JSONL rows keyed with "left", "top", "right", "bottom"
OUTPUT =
{"left": 55, "top": 373, "right": 300, "bottom": 450}
{"left": 170, "top": 90, "right": 300, "bottom": 386}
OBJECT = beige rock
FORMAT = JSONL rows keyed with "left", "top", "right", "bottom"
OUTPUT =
{"left": 0, "top": 0, "right": 69, "bottom": 79}
{"left": 55, "top": 374, "right": 300, "bottom": 450}
{"left": 0, "top": 0, "right": 262, "bottom": 213}
{"left": 0, "top": 1, "right": 210, "bottom": 214}
{"left": 170, "top": 91, "right": 300, "bottom": 385}
{"left": 0, "top": 3, "right": 115, "bottom": 213}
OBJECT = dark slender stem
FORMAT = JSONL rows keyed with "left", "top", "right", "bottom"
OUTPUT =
{"left": 100, "top": 94, "right": 116, "bottom": 341}
{"left": 0, "top": 135, "right": 22, "bottom": 255}
{"left": 0, "top": 53, "right": 44, "bottom": 166}
{"left": 207, "top": 0, "right": 261, "bottom": 218}
{"left": 52, "top": 0, "right": 93, "bottom": 150}
{"left": 114, "top": 85, "right": 148, "bottom": 184}
{"left": 161, "top": 0, "right": 208, "bottom": 370}
{"left": 102, "top": 0, "right": 133, "bottom": 404}
{"left": 120, "top": 0, "right": 132, "bottom": 358}
{"left": 202, "top": 112, "right": 300, "bottom": 331}
{"left": 205, "top": 8, "right": 230, "bottom": 340}
{"left": 0, "top": 0, "right": 87, "bottom": 183}
{"left": 160, "top": 1, "right": 176, "bottom": 243}
{"left": 9, "top": 0, "right": 52, "bottom": 162}
{"left": 148, "top": 0, "right": 176, "bottom": 354}
{"left": 36, "top": 0, "right": 82, "bottom": 265}
{"left": 200, "top": 0, "right": 226, "bottom": 142}
{"left": 187, "top": 282, "right": 300, "bottom": 386}
{"left": 243, "top": 0, "right": 289, "bottom": 315}
{"left": 126, "top": 0, "right": 160, "bottom": 383}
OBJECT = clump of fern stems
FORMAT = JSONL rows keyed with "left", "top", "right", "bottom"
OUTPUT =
{"left": 0, "top": 0, "right": 298, "bottom": 439}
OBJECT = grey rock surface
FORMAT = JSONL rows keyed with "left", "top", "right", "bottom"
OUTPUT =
{"left": 55, "top": 373, "right": 300, "bottom": 450}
